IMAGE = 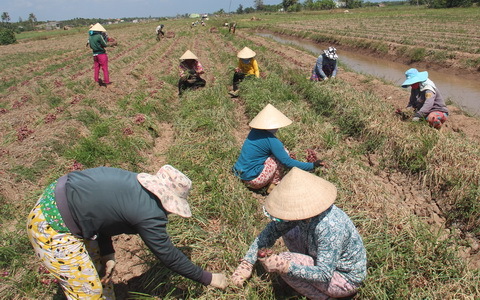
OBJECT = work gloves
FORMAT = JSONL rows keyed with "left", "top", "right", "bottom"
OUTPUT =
{"left": 210, "top": 273, "right": 228, "bottom": 289}
{"left": 231, "top": 260, "right": 254, "bottom": 287}
{"left": 100, "top": 253, "right": 116, "bottom": 284}
{"left": 412, "top": 112, "right": 422, "bottom": 122}
{"left": 258, "top": 254, "right": 290, "bottom": 274}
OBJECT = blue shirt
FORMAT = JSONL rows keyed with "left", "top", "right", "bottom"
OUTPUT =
{"left": 243, "top": 205, "right": 367, "bottom": 285}
{"left": 233, "top": 129, "right": 314, "bottom": 181}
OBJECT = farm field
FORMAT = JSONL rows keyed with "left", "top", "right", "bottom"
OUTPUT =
{"left": 1, "top": 6, "right": 480, "bottom": 299}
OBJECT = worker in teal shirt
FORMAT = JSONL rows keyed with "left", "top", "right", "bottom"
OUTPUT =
{"left": 233, "top": 104, "right": 325, "bottom": 193}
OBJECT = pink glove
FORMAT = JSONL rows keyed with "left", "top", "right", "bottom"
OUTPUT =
{"left": 231, "top": 260, "right": 254, "bottom": 287}
{"left": 258, "top": 254, "right": 290, "bottom": 274}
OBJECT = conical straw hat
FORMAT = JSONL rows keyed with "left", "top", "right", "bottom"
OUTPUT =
{"left": 248, "top": 104, "right": 292, "bottom": 130}
{"left": 237, "top": 47, "right": 256, "bottom": 59}
{"left": 180, "top": 50, "right": 198, "bottom": 60}
{"left": 90, "top": 23, "right": 106, "bottom": 32}
{"left": 265, "top": 167, "right": 336, "bottom": 221}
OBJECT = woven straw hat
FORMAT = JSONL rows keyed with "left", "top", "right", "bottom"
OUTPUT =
{"left": 90, "top": 23, "right": 106, "bottom": 32}
{"left": 248, "top": 104, "right": 293, "bottom": 130}
{"left": 180, "top": 50, "right": 198, "bottom": 60}
{"left": 237, "top": 47, "right": 256, "bottom": 59}
{"left": 137, "top": 165, "right": 192, "bottom": 218}
{"left": 265, "top": 167, "right": 337, "bottom": 221}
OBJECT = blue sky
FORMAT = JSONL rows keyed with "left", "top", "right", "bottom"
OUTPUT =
{"left": 2, "top": 0, "right": 282, "bottom": 22}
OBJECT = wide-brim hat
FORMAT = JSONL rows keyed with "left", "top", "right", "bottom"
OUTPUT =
{"left": 248, "top": 103, "right": 293, "bottom": 130}
{"left": 137, "top": 165, "right": 192, "bottom": 218}
{"left": 180, "top": 50, "right": 198, "bottom": 61}
{"left": 401, "top": 68, "right": 428, "bottom": 88}
{"left": 237, "top": 47, "right": 256, "bottom": 59}
{"left": 90, "top": 23, "right": 106, "bottom": 32}
{"left": 324, "top": 46, "right": 338, "bottom": 60}
{"left": 265, "top": 167, "right": 337, "bottom": 221}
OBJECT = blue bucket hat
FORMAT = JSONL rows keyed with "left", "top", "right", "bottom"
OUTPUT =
{"left": 401, "top": 68, "right": 428, "bottom": 88}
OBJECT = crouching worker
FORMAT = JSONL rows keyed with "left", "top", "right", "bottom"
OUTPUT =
{"left": 229, "top": 46, "right": 259, "bottom": 97}
{"left": 27, "top": 165, "right": 227, "bottom": 299}
{"left": 178, "top": 50, "right": 206, "bottom": 96}
{"left": 232, "top": 104, "right": 325, "bottom": 194}
{"left": 310, "top": 46, "right": 338, "bottom": 81}
{"left": 231, "top": 167, "right": 367, "bottom": 299}
{"left": 400, "top": 68, "right": 449, "bottom": 129}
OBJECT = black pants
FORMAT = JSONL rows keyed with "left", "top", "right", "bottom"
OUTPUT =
{"left": 178, "top": 76, "right": 206, "bottom": 95}
{"left": 232, "top": 72, "right": 254, "bottom": 91}
{"left": 156, "top": 30, "right": 164, "bottom": 40}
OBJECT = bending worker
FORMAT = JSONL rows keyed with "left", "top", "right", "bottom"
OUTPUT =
{"left": 178, "top": 50, "right": 206, "bottom": 96}
{"left": 233, "top": 103, "right": 325, "bottom": 193}
{"left": 231, "top": 167, "right": 367, "bottom": 299}
{"left": 27, "top": 165, "right": 227, "bottom": 299}
{"left": 401, "top": 68, "right": 449, "bottom": 129}
{"left": 310, "top": 46, "right": 338, "bottom": 81}
{"left": 230, "top": 46, "right": 260, "bottom": 96}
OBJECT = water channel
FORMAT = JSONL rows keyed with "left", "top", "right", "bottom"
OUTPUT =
{"left": 257, "top": 33, "right": 480, "bottom": 116}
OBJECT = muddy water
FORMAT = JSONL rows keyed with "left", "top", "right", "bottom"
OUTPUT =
{"left": 258, "top": 33, "right": 480, "bottom": 116}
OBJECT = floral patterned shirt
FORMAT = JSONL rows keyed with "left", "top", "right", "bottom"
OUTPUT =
{"left": 243, "top": 205, "right": 367, "bottom": 285}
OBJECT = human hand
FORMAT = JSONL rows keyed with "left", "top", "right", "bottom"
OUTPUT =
{"left": 323, "top": 77, "right": 328, "bottom": 81}
{"left": 258, "top": 254, "right": 290, "bottom": 274}
{"left": 313, "top": 160, "right": 327, "bottom": 168}
{"left": 234, "top": 67, "right": 241, "bottom": 73}
{"left": 210, "top": 273, "right": 228, "bottom": 289}
{"left": 100, "top": 253, "right": 116, "bottom": 284}
{"left": 231, "top": 260, "right": 254, "bottom": 287}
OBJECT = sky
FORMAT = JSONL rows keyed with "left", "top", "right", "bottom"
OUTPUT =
{"left": 2, "top": 0, "right": 282, "bottom": 22}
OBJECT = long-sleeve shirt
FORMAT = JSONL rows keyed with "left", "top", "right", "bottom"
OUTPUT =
{"left": 407, "top": 79, "right": 448, "bottom": 117}
{"left": 233, "top": 129, "right": 314, "bottom": 181}
{"left": 238, "top": 58, "right": 259, "bottom": 78}
{"left": 63, "top": 167, "right": 210, "bottom": 285}
{"left": 313, "top": 54, "right": 337, "bottom": 79}
{"left": 242, "top": 205, "right": 367, "bottom": 286}
{"left": 179, "top": 60, "right": 204, "bottom": 78}
{"left": 88, "top": 32, "right": 107, "bottom": 55}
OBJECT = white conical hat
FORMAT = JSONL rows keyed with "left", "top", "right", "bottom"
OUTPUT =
{"left": 248, "top": 104, "right": 292, "bottom": 130}
{"left": 265, "top": 167, "right": 337, "bottom": 221}
{"left": 180, "top": 50, "right": 198, "bottom": 60}
{"left": 90, "top": 23, "right": 106, "bottom": 32}
{"left": 237, "top": 47, "right": 256, "bottom": 59}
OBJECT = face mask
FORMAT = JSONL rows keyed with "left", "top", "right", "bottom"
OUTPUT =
{"left": 241, "top": 58, "right": 251, "bottom": 64}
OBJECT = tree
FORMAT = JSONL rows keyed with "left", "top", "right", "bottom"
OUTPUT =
{"left": 1, "top": 12, "right": 10, "bottom": 23}
{"left": 237, "top": 4, "right": 244, "bottom": 14}
{"left": 28, "top": 13, "right": 37, "bottom": 23}
{"left": 282, "top": 0, "right": 299, "bottom": 10}
{"left": 0, "top": 27, "right": 16, "bottom": 45}
{"left": 254, "top": 0, "right": 265, "bottom": 10}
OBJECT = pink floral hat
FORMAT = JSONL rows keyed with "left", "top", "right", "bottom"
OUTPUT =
{"left": 137, "top": 165, "right": 192, "bottom": 218}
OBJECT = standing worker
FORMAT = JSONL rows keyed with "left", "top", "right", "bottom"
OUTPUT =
{"left": 156, "top": 24, "right": 165, "bottom": 41}
{"left": 231, "top": 167, "right": 367, "bottom": 299}
{"left": 88, "top": 23, "right": 111, "bottom": 86}
{"left": 233, "top": 104, "right": 325, "bottom": 193}
{"left": 26, "top": 165, "right": 227, "bottom": 299}
{"left": 400, "top": 68, "right": 449, "bottom": 129}
{"left": 310, "top": 46, "right": 338, "bottom": 81}
{"left": 229, "top": 46, "right": 259, "bottom": 97}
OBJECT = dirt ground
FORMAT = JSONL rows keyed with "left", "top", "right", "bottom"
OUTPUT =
{"left": 111, "top": 32, "right": 480, "bottom": 295}
{"left": 2, "top": 26, "right": 480, "bottom": 298}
